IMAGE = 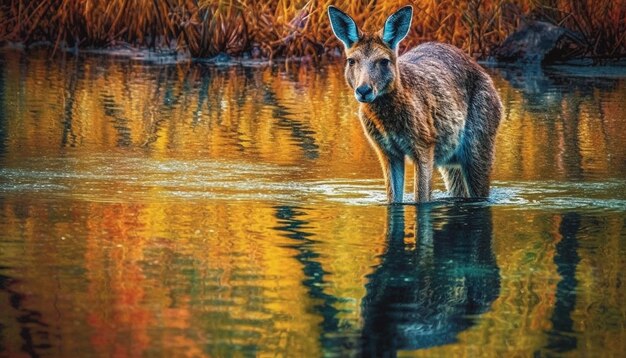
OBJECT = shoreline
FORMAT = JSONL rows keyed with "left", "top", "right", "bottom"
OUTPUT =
{"left": 3, "top": 42, "right": 626, "bottom": 69}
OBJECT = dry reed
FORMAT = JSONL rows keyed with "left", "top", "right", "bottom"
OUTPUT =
{"left": 0, "top": 0, "right": 624, "bottom": 60}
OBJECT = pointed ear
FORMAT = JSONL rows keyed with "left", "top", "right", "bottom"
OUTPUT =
{"left": 382, "top": 6, "right": 413, "bottom": 50}
{"left": 327, "top": 6, "right": 360, "bottom": 49}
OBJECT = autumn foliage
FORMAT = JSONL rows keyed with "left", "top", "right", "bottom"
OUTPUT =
{"left": 0, "top": 0, "right": 624, "bottom": 60}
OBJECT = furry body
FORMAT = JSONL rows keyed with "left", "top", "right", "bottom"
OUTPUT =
{"left": 328, "top": 6, "right": 502, "bottom": 203}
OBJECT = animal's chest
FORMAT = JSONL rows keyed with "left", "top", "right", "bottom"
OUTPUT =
{"left": 360, "top": 115, "right": 415, "bottom": 158}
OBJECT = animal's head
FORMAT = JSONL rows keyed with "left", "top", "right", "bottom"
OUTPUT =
{"left": 328, "top": 5, "right": 413, "bottom": 103}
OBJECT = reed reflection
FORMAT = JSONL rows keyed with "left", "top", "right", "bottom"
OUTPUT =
{"left": 61, "top": 60, "right": 79, "bottom": 148}
{"left": 262, "top": 87, "right": 320, "bottom": 160}
{"left": 543, "top": 212, "right": 581, "bottom": 354}
{"left": 0, "top": 201, "right": 52, "bottom": 357}
{"left": 494, "top": 66, "right": 619, "bottom": 109}
{"left": 500, "top": 66, "right": 618, "bottom": 180}
{"left": 360, "top": 204, "right": 500, "bottom": 356}
{"left": 0, "top": 269, "right": 52, "bottom": 356}
{"left": 492, "top": 65, "right": 626, "bottom": 180}
{"left": 272, "top": 205, "right": 342, "bottom": 350}
{"left": 0, "top": 60, "right": 7, "bottom": 158}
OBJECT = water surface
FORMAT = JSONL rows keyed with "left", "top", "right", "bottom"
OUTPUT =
{"left": 0, "top": 50, "right": 625, "bottom": 357}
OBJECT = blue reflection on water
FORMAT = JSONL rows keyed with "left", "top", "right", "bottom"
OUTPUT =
{"left": 360, "top": 204, "right": 500, "bottom": 356}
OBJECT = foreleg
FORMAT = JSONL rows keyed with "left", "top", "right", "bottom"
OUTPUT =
{"left": 378, "top": 153, "right": 405, "bottom": 204}
{"left": 414, "top": 146, "right": 434, "bottom": 203}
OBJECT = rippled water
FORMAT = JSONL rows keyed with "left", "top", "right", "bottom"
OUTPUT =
{"left": 0, "top": 50, "right": 625, "bottom": 357}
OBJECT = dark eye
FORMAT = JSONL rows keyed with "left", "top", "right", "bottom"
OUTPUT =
{"left": 379, "top": 59, "right": 391, "bottom": 67}
{"left": 347, "top": 58, "right": 356, "bottom": 66}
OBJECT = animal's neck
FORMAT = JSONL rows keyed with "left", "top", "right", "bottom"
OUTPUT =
{"left": 363, "top": 80, "right": 404, "bottom": 117}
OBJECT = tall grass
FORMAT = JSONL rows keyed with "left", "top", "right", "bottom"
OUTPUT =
{"left": 1, "top": 0, "right": 624, "bottom": 60}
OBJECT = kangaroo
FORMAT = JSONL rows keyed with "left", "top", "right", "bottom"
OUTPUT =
{"left": 327, "top": 5, "right": 502, "bottom": 203}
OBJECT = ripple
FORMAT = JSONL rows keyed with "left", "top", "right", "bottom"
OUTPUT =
{"left": 1, "top": 157, "right": 625, "bottom": 211}
{"left": 490, "top": 181, "right": 626, "bottom": 211}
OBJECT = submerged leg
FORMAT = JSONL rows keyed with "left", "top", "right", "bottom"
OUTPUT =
{"left": 460, "top": 86, "right": 501, "bottom": 198}
{"left": 379, "top": 154, "right": 405, "bottom": 204}
{"left": 453, "top": 138, "right": 492, "bottom": 198}
{"left": 461, "top": 158, "right": 492, "bottom": 198}
{"left": 389, "top": 157, "right": 405, "bottom": 203}
{"left": 416, "top": 202, "right": 434, "bottom": 247}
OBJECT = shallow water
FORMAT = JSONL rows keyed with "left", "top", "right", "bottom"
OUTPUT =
{"left": 0, "top": 50, "right": 625, "bottom": 357}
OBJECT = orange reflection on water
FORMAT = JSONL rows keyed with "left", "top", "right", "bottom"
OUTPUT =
{"left": 0, "top": 50, "right": 626, "bottom": 356}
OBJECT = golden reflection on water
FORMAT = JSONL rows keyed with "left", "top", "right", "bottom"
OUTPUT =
{"left": 3, "top": 51, "right": 625, "bottom": 181}
{"left": 0, "top": 50, "right": 625, "bottom": 356}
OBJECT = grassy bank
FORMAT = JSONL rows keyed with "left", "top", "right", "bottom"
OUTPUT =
{"left": 1, "top": 0, "right": 624, "bottom": 60}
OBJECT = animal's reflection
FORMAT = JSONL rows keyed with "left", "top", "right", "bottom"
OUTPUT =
{"left": 360, "top": 204, "right": 500, "bottom": 356}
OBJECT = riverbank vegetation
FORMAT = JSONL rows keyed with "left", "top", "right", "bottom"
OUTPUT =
{"left": 1, "top": 0, "right": 624, "bottom": 60}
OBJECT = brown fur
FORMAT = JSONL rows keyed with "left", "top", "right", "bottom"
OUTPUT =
{"left": 329, "top": 7, "right": 502, "bottom": 203}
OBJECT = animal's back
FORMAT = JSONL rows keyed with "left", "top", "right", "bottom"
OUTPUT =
{"left": 399, "top": 42, "right": 501, "bottom": 166}
{"left": 400, "top": 42, "right": 493, "bottom": 110}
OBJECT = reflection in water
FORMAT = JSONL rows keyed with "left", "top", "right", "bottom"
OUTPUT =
{"left": 494, "top": 66, "right": 624, "bottom": 182}
{"left": 0, "top": 50, "right": 625, "bottom": 356}
{"left": 263, "top": 89, "right": 320, "bottom": 160}
{"left": 544, "top": 213, "right": 581, "bottom": 354}
{"left": 272, "top": 206, "right": 345, "bottom": 352}
{"left": 361, "top": 204, "right": 500, "bottom": 356}
{"left": 61, "top": 60, "right": 79, "bottom": 148}
{"left": 102, "top": 93, "right": 132, "bottom": 148}
{"left": 0, "top": 200, "right": 53, "bottom": 356}
{"left": 0, "top": 58, "right": 6, "bottom": 158}
{"left": 193, "top": 67, "right": 213, "bottom": 126}
{"left": 0, "top": 269, "right": 50, "bottom": 356}
{"left": 492, "top": 65, "right": 626, "bottom": 182}
{"left": 494, "top": 65, "right": 620, "bottom": 110}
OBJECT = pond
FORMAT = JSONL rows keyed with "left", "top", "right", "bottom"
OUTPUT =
{"left": 0, "top": 50, "right": 625, "bottom": 357}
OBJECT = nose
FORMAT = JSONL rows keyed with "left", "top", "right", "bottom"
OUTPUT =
{"left": 356, "top": 85, "right": 373, "bottom": 97}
